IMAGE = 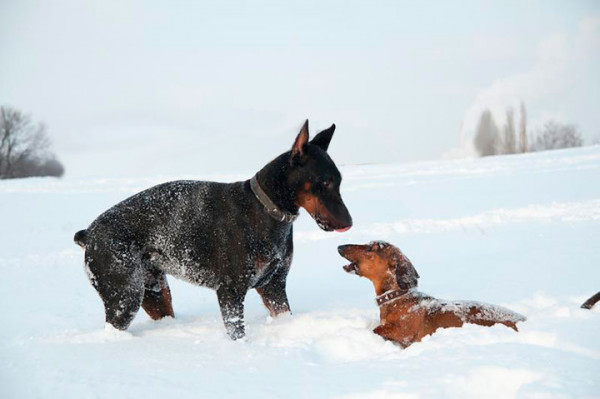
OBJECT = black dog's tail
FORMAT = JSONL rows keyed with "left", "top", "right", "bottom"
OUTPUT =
{"left": 74, "top": 229, "right": 88, "bottom": 248}
{"left": 581, "top": 291, "right": 600, "bottom": 309}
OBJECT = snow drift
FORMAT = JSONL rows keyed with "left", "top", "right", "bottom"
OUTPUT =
{"left": 1, "top": 146, "right": 599, "bottom": 398}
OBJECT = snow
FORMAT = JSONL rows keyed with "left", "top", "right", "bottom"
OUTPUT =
{"left": 1, "top": 146, "right": 599, "bottom": 398}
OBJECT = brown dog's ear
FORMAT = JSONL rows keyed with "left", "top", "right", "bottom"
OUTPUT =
{"left": 310, "top": 123, "right": 335, "bottom": 152}
{"left": 290, "top": 119, "right": 309, "bottom": 165}
{"left": 392, "top": 248, "right": 419, "bottom": 291}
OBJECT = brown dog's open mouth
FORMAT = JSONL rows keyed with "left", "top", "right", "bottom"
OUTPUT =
{"left": 338, "top": 244, "right": 360, "bottom": 275}
{"left": 343, "top": 262, "right": 359, "bottom": 275}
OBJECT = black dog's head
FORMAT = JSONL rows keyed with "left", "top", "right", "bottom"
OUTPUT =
{"left": 288, "top": 120, "right": 352, "bottom": 232}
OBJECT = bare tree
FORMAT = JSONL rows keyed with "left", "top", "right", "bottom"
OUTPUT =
{"left": 503, "top": 108, "right": 516, "bottom": 154}
{"left": 474, "top": 109, "right": 501, "bottom": 156}
{"left": 518, "top": 102, "right": 528, "bottom": 153}
{"left": 0, "top": 106, "right": 64, "bottom": 179}
{"left": 530, "top": 121, "right": 584, "bottom": 152}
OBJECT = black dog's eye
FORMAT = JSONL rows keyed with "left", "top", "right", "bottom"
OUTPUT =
{"left": 322, "top": 180, "right": 334, "bottom": 190}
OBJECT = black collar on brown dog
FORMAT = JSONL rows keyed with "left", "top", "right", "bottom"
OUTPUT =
{"left": 250, "top": 175, "right": 299, "bottom": 224}
{"left": 376, "top": 289, "right": 409, "bottom": 306}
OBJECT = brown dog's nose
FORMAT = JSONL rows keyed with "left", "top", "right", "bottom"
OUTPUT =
{"left": 338, "top": 244, "right": 351, "bottom": 256}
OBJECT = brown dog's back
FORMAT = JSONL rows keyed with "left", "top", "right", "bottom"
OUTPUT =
{"left": 425, "top": 299, "right": 524, "bottom": 332}
{"left": 376, "top": 294, "right": 525, "bottom": 346}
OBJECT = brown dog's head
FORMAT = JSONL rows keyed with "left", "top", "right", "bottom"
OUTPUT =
{"left": 338, "top": 241, "right": 419, "bottom": 291}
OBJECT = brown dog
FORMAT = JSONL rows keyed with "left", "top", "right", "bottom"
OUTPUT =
{"left": 338, "top": 241, "right": 526, "bottom": 348}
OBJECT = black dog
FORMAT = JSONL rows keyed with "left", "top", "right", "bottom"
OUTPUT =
{"left": 74, "top": 120, "right": 352, "bottom": 339}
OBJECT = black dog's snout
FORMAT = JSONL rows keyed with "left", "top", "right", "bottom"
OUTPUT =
{"left": 334, "top": 203, "right": 353, "bottom": 231}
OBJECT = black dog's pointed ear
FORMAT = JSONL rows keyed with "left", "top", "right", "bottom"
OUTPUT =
{"left": 392, "top": 249, "right": 419, "bottom": 291}
{"left": 290, "top": 119, "right": 309, "bottom": 165}
{"left": 310, "top": 123, "right": 336, "bottom": 152}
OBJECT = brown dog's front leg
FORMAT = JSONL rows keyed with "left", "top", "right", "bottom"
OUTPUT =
{"left": 373, "top": 324, "right": 393, "bottom": 339}
{"left": 374, "top": 324, "right": 413, "bottom": 348}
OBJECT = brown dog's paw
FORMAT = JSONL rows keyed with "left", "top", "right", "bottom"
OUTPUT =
{"left": 373, "top": 324, "right": 396, "bottom": 341}
{"left": 373, "top": 325, "right": 386, "bottom": 336}
{"left": 373, "top": 324, "right": 402, "bottom": 343}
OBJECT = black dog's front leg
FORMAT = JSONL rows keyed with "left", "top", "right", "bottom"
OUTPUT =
{"left": 256, "top": 264, "right": 291, "bottom": 317}
{"left": 217, "top": 286, "right": 246, "bottom": 340}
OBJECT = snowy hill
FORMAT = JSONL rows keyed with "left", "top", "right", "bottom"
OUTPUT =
{"left": 1, "top": 146, "right": 599, "bottom": 398}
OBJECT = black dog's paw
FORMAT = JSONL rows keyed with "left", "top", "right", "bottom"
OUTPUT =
{"left": 225, "top": 323, "right": 246, "bottom": 340}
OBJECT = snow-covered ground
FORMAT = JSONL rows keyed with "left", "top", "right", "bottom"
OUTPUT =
{"left": 1, "top": 146, "right": 599, "bottom": 398}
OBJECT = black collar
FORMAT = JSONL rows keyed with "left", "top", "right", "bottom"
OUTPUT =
{"left": 376, "top": 289, "right": 409, "bottom": 306}
{"left": 250, "top": 175, "right": 299, "bottom": 224}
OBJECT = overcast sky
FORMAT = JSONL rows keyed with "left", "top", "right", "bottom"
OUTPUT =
{"left": 1, "top": 0, "right": 599, "bottom": 178}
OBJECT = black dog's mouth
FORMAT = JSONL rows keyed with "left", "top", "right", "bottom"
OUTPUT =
{"left": 315, "top": 214, "right": 334, "bottom": 232}
{"left": 343, "top": 262, "right": 359, "bottom": 275}
{"left": 313, "top": 203, "right": 351, "bottom": 232}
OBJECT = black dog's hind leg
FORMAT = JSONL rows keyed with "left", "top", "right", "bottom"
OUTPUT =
{"left": 142, "top": 269, "right": 175, "bottom": 320}
{"left": 256, "top": 263, "right": 291, "bottom": 317}
{"left": 217, "top": 285, "right": 246, "bottom": 340}
{"left": 86, "top": 251, "right": 145, "bottom": 330}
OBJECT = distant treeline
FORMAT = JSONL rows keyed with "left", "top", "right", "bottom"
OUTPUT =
{"left": 474, "top": 102, "right": 586, "bottom": 157}
{"left": 0, "top": 106, "right": 64, "bottom": 179}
